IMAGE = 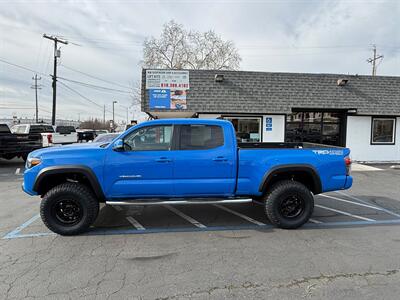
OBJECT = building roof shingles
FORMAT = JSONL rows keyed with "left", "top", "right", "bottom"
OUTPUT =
{"left": 142, "top": 69, "right": 400, "bottom": 115}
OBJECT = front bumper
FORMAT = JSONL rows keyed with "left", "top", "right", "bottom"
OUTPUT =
{"left": 22, "top": 168, "right": 39, "bottom": 196}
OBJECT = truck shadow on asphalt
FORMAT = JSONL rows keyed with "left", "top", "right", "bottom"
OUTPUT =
{"left": 4, "top": 192, "right": 400, "bottom": 239}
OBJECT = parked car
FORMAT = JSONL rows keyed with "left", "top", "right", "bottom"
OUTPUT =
{"left": 23, "top": 119, "right": 353, "bottom": 235}
{"left": 94, "top": 129, "right": 109, "bottom": 135}
{"left": 93, "top": 133, "right": 119, "bottom": 143}
{"left": 54, "top": 126, "right": 79, "bottom": 144}
{"left": 115, "top": 124, "right": 135, "bottom": 132}
{"left": 0, "top": 124, "right": 42, "bottom": 161}
{"left": 11, "top": 124, "right": 55, "bottom": 147}
{"left": 11, "top": 124, "right": 78, "bottom": 146}
{"left": 77, "top": 129, "right": 97, "bottom": 142}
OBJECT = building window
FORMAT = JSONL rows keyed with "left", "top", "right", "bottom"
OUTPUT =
{"left": 371, "top": 118, "right": 396, "bottom": 145}
{"left": 286, "top": 111, "right": 344, "bottom": 146}
{"left": 223, "top": 117, "right": 261, "bottom": 143}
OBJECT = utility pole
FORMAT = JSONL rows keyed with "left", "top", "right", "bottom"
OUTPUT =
{"left": 31, "top": 74, "right": 42, "bottom": 123}
{"left": 121, "top": 105, "right": 129, "bottom": 123}
{"left": 367, "top": 45, "right": 383, "bottom": 76}
{"left": 43, "top": 34, "right": 68, "bottom": 125}
{"left": 112, "top": 100, "right": 117, "bottom": 132}
{"left": 103, "top": 105, "right": 106, "bottom": 124}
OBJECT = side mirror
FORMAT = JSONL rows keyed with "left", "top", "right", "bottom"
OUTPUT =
{"left": 112, "top": 139, "right": 124, "bottom": 152}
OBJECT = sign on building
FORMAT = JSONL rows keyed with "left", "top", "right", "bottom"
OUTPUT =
{"left": 265, "top": 117, "right": 273, "bottom": 131}
{"left": 146, "top": 70, "right": 189, "bottom": 110}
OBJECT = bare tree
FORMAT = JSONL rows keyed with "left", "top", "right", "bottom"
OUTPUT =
{"left": 143, "top": 20, "right": 241, "bottom": 70}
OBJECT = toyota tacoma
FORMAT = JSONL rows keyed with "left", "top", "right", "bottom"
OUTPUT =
{"left": 23, "top": 119, "right": 353, "bottom": 235}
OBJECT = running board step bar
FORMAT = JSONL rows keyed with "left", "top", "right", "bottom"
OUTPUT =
{"left": 106, "top": 198, "right": 253, "bottom": 206}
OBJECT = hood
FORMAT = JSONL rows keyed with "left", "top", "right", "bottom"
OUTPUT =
{"left": 29, "top": 142, "right": 105, "bottom": 158}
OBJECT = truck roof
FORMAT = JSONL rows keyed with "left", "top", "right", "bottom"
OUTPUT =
{"left": 140, "top": 118, "right": 231, "bottom": 126}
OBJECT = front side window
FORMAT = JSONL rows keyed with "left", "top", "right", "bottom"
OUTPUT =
{"left": 124, "top": 125, "right": 172, "bottom": 151}
{"left": 179, "top": 125, "right": 224, "bottom": 150}
{"left": 371, "top": 118, "right": 395, "bottom": 144}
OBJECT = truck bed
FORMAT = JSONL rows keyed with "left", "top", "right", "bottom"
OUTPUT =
{"left": 238, "top": 142, "right": 344, "bottom": 149}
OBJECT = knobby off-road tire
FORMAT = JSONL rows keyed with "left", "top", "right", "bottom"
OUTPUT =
{"left": 264, "top": 180, "right": 314, "bottom": 229}
{"left": 40, "top": 182, "right": 99, "bottom": 235}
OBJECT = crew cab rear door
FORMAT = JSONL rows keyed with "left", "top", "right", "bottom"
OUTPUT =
{"left": 171, "top": 124, "right": 236, "bottom": 197}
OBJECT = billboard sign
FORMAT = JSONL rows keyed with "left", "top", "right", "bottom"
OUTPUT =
{"left": 149, "top": 89, "right": 171, "bottom": 109}
{"left": 146, "top": 70, "right": 189, "bottom": 90}
{"left": 146, "top": 70, "right": 189, "bottom": 109}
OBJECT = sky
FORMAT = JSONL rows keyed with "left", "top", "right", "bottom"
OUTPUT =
{"left": 0, "top": 0, "right": 399, "bottom": 123}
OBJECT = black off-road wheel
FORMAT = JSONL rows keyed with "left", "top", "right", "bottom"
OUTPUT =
{"left": 264, "top": 180, "right": 314, "bottom": 229}
{"left": 40, "top": 183, "right": 99, "bottom": 235}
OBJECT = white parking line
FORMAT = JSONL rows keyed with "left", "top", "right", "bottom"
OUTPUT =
{"left": 315, "top": 204, "right": 375, "bottom": 222}
{"left": 309, "top": 218, "right": 323, "bottom": 224}
{"left": 334, "top": 191, "right": 400, "bottom": 219}
{"left": 126, "top": 216, "right": 146, "bottom": 231}
{"left": 15, "top": 168, "right": 20, "bottom": 175}
{"left": 320, "top": 194, "right": 391, "bottom": 212}
{"left": 113, "top": 205, "right": 123, "bottom": 212}
{"left": 213, "top": 204, "right": 266, "bottom": 226}
{"left": 164, "top": 205, "right": 206, "bottom": 228}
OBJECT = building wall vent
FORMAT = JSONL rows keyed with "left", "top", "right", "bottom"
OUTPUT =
{"left": 215, "top": 74, "right": 224, "bottom": 82}
{"left": 337, "top": 78, "right": 349, "bottom": 86}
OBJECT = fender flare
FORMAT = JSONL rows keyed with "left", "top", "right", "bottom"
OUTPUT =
{"left": 33, "top": 165, "right": 105, "bottom": 200}
{"left": 258, "top": 164, "right": 322, "bottom": 194}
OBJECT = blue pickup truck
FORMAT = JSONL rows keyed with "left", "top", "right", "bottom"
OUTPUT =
{"left": 23, "top": 119, "right": 353, "bottom": 235}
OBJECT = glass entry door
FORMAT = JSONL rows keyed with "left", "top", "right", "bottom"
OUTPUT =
{"left": 223, "top": 117, "right": 261, "bottom": 143}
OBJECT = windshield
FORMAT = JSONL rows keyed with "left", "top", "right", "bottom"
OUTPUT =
{"left": 94, "top": 133, "right": 119, "bottom": 143}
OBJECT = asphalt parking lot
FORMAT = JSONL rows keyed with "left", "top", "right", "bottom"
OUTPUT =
{"left": 1, "top": 158, "right": 400, "bottom": 299}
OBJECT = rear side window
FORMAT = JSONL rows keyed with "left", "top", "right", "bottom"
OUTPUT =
{"left": 30, "top": 125, "right": 55, "bottom": 134}
{"left": 14, "top": 125, "right": 27, "bottom": 134}
{"left": 179, "top": 125, "right": 224, "bottom": 150}
{"left": 0, "top": 124, "right": 10, "bottom": 133}
{"left": 56, "top": 126, "right": 76, "bottom": 134}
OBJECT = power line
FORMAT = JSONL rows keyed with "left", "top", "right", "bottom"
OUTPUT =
{"left": 60, "top": 64, "right": 132, "bottom": 89}
{"left": 57, "top": 76, "right": 132, "bottom": 94}
{"left": 57, "top": 81, "right": 125, "bottom": 118}
{"left": 58, "top": 81, "right": 103, "bottom": 109}
{"left": 0, "top": 57, "right": 48, "bottom": 76}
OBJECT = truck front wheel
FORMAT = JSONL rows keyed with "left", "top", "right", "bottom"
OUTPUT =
{"left": 40, "top": 183, "right": 99, "bottom": 235}
{"left": 264, "top": 180, "right": 314, "bottom": 229}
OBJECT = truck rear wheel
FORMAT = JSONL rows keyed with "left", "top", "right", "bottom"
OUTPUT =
{"left": 40, "top": 183, "right": 99, "bottom": 235}
{"left": 264, "top": 180, "right": 314, "bottom": 229}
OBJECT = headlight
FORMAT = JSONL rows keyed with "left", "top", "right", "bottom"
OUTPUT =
{"left": 26, "top": 157, "right": 41, "bottom": 169}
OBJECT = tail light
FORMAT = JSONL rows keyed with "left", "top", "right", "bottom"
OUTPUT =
{"left": 344, "top": 156, "right": 352, "bottom": 175}
{"left": 47, "top": 134, "right": 53, "bottom": 145}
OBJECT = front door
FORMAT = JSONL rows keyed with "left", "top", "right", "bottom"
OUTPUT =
{"left": 172, "top": 124, "right": 236, "bottom": 197}
{"left": 104, "top": 125, "right": 174, "bottom": 198}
